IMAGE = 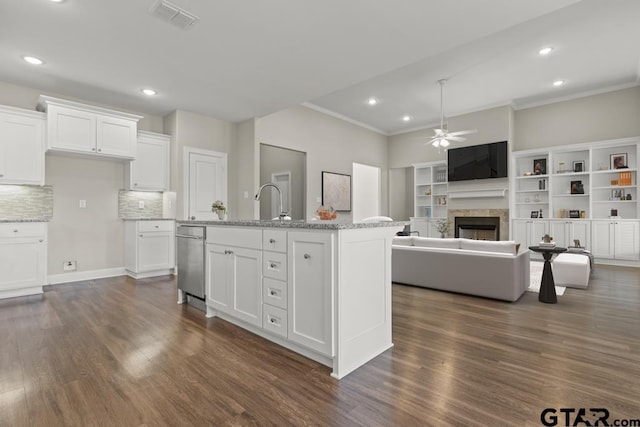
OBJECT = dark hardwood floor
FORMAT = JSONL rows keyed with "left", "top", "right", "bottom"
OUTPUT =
{"left": 1, "top": 265, "right": 639, "bottom": 426}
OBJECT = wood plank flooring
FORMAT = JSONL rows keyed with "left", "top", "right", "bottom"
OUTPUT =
{"left": 1, "top": 266, "right": 639, "bottom": 426}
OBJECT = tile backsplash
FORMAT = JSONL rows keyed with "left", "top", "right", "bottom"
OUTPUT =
{"left": 118, "top": 190, "right": 163, "bottom": 218}
{"left": 0, "top": 185, "right": 53, "bottom": 220}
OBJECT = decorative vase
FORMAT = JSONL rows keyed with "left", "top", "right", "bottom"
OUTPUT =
{"left": 216, "top": 210, "right": 225, "bottom": 220}
{"left": 440, "top": 233, "right": 445, "bottom": 238}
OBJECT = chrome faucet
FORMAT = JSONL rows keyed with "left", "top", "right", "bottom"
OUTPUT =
{"left": 255, "top": 183, "right": 289, "bottom": 221}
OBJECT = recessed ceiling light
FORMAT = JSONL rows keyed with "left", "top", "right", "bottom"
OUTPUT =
{"left": 367, "top": 97, "right": 378, "bottom": 106}
{"left": 539, "top": 47, "right": 553, "bottom": 55}
{"left": 141, "top": 88, "right": 157, "bottom": 96}
{"left": 22, "top": 56, "right": 44, "bottom": 65}
{"left": 553, "top": 80, "right": 565, "bottom": 87}
{"left": 402, "top": 115, "right": 411, "bottom": 122}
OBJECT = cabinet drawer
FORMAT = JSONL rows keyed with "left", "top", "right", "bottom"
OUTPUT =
{"left": 263, "top": 251, "right": 287, "bottom": 281}
{"left": 138, "top": 220, "right": 174, "bottom": 232}
{"left": 263, "top": 230, "right": 287, "bottom": 253}
{"left": 0, "top": 223, "right": 46, "bottom": 238}
{"left": 207, "top": 227, "right": 262, "bottom": 249}
{"left": 263, "top": 305, "right": 288, "bottom": 338}
{"left": 263, "top": 277, "right": 287, "bottom": 310}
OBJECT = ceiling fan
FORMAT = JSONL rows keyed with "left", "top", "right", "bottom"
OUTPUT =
{"left": 428, "top": 79, "right": 476, "bottom": 148}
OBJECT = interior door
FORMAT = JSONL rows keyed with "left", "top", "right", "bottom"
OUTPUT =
{"left": 186, "top": 148, "right": 227, "bottom": 221}
{"left": 271, "top": 171, "right": 291, "bottom": 219}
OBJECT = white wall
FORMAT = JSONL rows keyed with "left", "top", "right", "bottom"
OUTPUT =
{"left": 352, "top": 162, "right": 381, "bottom": 221}
{"left": 259, "top": 144, "right": 305, "bottom": 220}
{"left": 235, "top": 119, "right": 259, "bottom": 220}
{"left": 255, "top": 105, "right": 389, "bottom": 220}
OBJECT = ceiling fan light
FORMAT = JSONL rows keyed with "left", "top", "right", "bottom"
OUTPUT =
{"left": 432, "top": 140, "right": 440, "bottom": 148}
{"left": 440, "top": 139, "right": 450, "bottom": 147}
{"left": 539, "top": 47, "right": 553, "bottom": 55}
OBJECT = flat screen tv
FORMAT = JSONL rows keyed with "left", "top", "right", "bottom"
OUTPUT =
{"left": 447, "top": 141, "right": 508, "bottom": 182}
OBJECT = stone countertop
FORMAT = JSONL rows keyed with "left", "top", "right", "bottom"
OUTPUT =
{"left": 0, "top": 219, "right": 50, "bottom": 223}
{"left": 121, "top": 218, "right": 175, "bottom": 221}
{"left": 177, "top": 219, "right": 407, "bottom": 230}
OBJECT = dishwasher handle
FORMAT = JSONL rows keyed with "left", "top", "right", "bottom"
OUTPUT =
{"left": 176, "top": 234, "right": 204, "bottom": 240}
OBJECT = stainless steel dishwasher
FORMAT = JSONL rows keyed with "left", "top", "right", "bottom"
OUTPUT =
{"left": 176, "top": 224, "right": 207, "bottom": 311}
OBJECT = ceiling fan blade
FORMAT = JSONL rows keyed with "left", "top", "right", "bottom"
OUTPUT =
{"left": 448, "top": 129, "right": 477, "bottom": 136}
{"left": 447, "top": 136, "right": 466, "bottom": 142}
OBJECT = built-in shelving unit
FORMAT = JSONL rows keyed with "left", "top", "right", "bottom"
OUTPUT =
{"left": 413, "top": 161, "right": 448, "bottom": 219}
{"left": 510, "top": 137, "right": 640, "bottom": 263}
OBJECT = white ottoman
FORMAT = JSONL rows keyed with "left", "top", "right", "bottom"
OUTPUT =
{"left": 552, "top": 253, "right": 590, "bottom": 289}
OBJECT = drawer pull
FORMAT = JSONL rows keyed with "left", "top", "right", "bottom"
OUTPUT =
{"left": 139, "top": 234, "right": 143, "bottom": 237}
{"left": 270, "top": 263, "right": 277, "bottom": 268}
{"left": 39, "top": 239, "right": 44, "bottom": 243}
{"left": 13, "top": 229, "right": 18, "bottom": 233}
{"left": 303, "top": 253, "right": 310, "bottom": 259}
{"left": 269, "top": 316, "right": 278, "bottom": 324}
{"left": 224, "top": 250, "right": 234, "bottom": 255}
{"left": 269, "top": 238, "right": 276, "bottom": 244}
{"left": 270, "top": 290, "right": 277, "bottom": 296}
{"left": 155, "top": 225, "right": 159, "bottom": 228}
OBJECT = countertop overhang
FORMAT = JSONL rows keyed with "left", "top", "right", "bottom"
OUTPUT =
{"left": 177, "top": 219, "right": 407, "bottom": 230}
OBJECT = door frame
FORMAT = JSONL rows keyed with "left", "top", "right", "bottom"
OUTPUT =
{"left": 183, "top": 146, "right": 228, "bottom": 220}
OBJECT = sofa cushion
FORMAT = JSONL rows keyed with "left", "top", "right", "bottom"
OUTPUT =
{"left": 392, "top": 236, "right": 414, "bottom": 246}
{"left": 412, "top": 237, "right": 461, "bottom": 249}
{"left": 459, "top": 239, "right": 517, "bottom": 255}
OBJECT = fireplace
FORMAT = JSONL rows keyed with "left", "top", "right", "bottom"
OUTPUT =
{"left": 455, "top": 216, "right": 500, "bottom": 241}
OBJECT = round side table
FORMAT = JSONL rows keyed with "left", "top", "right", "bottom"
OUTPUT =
{"left": 528, "top": 246, "right": 567, "bottom": 304}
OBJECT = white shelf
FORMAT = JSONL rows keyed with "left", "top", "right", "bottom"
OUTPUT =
{"left": 516, "top": 202, "right": 548, "bottom": 205}
{"left": 591, "top": 168, "right": 637, "bottom": 175}
{"left": 592, "top": 185, "right": 637, "bottom": 190}
{"left": 516, "top": 189, "right": 549, "bottom": 193}
{"left": 448, "top": 189, "right": 506, "bottom": 199}
{"left": 516, "top": 174, "right": 549, "bottom": 180}
{"left": 593, "top": 200, "right": 635, "bottom": 204}
{"left": 552, "top": 194, "right": 589, "bottom": 197}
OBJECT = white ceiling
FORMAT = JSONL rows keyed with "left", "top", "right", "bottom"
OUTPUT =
{"left": 1, "top": 0, "right": 638, "bottom": 135}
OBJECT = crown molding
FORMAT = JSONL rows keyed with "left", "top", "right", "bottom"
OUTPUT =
{"left": 512, "top": 82, "right": 639, "bottom": 111}
{"left": 301, "top": 102, "right": 388, "bottom": 135}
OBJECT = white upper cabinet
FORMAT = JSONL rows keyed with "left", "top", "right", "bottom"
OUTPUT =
{"left": 39, "top": 95, "right": 141, "bottom": 160}
{"left": 126, "top": 131, "right": 170, "bottom": 191}
{"left": 0, "top": 106, "right": 45, "bottom": 185}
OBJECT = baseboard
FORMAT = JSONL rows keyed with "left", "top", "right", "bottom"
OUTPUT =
{"left": 47, "top": 267, "right": 127, "bottom": 285}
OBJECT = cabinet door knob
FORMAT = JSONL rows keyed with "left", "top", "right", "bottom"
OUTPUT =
{"left": 97, "top": 148, "right": 102, "bottom": 152}
{"left": 91, "top": 147, "right": 96, "bottom": 151}
{"left": 0, "top": 174, "right": 4, "bottom": 177}
{"left": 303, "top": 253, "right": 311, "bottom": 259}
{"left": 39, "top": 239, "right": 44, "bottom": 243}
{"left": 139, "top": 234, "right": 143, "bottom": 237}
{"left": 191, "top": 216, "right": 196, "bottom": 220}
{"left": 13, "top": 229, "right": 18, "bottom": 233}
{"left": 155, "top": 225, "right": 159, "bottom": 228}
{"left": 269, "top": 238, "right": 276, "bottom": 244}
{"left": 134, "top": 183, "right": 138, "bottom": 187}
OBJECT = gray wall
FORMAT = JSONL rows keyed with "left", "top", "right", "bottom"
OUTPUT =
{"left": 259, "top": 144, "right": 305, "bottom": 220}
{"left": 0, "top": 80, "right": 164, "bottom": 275}
{"left": 254, "top": 105, "right": 389, "bottom": 220}
{"left": 514, "top": 86, "right": 640, "bottom": 149}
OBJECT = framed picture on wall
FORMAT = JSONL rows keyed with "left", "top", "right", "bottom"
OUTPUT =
{"left": 573, "top": 160, "right": 585, "bottom": 172}
{"left": 610, "top": 153, "right": 628, "bottom": 169}
{"left": 533, "top": 158, "right": 547, "bottom": 175}
{"left": 321, "top": 171, "right": 352, "bottom": 211}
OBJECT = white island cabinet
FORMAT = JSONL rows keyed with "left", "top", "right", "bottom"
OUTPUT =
{"left": 200, "top": 220, "right": 402, "bottom": 379}
{"left": 0, "top": 222, "right": 47, "bottom": 299}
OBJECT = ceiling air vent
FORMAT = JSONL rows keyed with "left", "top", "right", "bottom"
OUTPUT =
{"left": 149, "top": 0, "right": 200, "bottom": 30}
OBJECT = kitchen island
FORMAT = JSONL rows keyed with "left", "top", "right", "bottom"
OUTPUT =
{"left": 178, "top": 219, "right": 403, "bottom": 379}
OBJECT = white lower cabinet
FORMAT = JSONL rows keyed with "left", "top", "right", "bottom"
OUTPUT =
{"left": 549, "top": 220, "right": 590, "bottom": 249}
{"left": 124, "top": 220, "right": 175, "bottom": 278}
{"left": 0, "top": 223, "right": 47, "bottom": 299}
{"left": 512, "top": 219, "right": 549, "bottom": 248}
{"left": 206, "top": 236, "right": 263, "bottom": 328}
{"left": 591, "top": 220, "right": 640, "bottom": 260}
{"left": 287, "top": 231, "right": 333, "bottom": 357}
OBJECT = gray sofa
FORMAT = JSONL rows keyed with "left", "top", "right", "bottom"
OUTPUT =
{"left": 392, "top": 236, "right": 530, "bottom": 302}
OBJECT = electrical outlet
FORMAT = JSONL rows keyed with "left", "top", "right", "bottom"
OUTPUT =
{"left": 243, "top": 191, "right": 249, "bottom": 199}
{"left": 138, "top": 200, "right": 145, "bottom": 209}
{"left": 79, "top": 200, "right": 86, "bottom": 208}
{"left": 63, "top": 260, "right": 77, "bottom": 272}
